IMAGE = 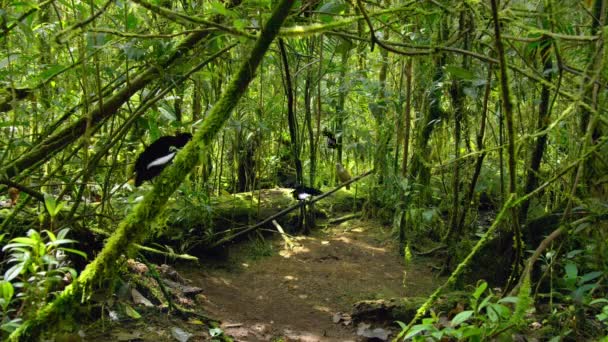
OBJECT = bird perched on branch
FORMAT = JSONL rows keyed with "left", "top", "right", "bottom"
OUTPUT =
{"left": 336, "top": 163, "right": 352, "bottom": 190}
{"left": 134, "top": 132, "right": 192, "bottom": 187}
{"left": 291, "top": 185, "right": 323, "bottom": 201}
{"left": 322, "top": 128, "right": 339, "bottom": 149}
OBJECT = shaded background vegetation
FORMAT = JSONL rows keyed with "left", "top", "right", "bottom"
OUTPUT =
{"left": 0, "top": 0, "right": 607, "bottom": 340}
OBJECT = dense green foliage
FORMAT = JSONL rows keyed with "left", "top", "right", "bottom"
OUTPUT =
{"left": 0, "top": 0, "right": 607, "bottom": 340}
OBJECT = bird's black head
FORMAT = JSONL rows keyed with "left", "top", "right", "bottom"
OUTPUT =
{"left": 175, "top": 133, "right": 193, "bottom": 146}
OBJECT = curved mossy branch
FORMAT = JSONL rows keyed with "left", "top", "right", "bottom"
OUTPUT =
{"left": 398, "top": 194, "right": 516, "bottom": 338}
{"left": 7, "top": 0, "right": 295, "bottom": 339}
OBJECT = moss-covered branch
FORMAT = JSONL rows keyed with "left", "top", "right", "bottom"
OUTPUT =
{"left": 398, "top": 194, "right": 516, "bottom": 338}
{"left": 7, "top": 0, "right": 294, "bottom": 339}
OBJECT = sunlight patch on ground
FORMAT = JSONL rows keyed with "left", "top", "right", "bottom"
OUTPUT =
{"left": 279, "top": 245, "right": 311, "bottom": 258}
{"left": 313, "top": 305, "right": 332, "bottom": 313}
{"left": 208, "top": 276, "right": 232, "bottom": 286}
{"left": 332, "top": 236, "right": 387, "bottom": 253}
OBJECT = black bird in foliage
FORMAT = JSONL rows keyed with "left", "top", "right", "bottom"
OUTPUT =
{"left": 322, "top": 128, "right": 338, "bottom": 149}
{"left": 291, "top": 185, "right": 323, "bottom": 201}
{"left": 134, "top": 133, "right": 192, "bottom": 187}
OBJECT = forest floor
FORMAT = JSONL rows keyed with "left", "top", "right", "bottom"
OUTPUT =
{"left": 86, "top": 218, "right": 444, "bottom": 341}
{"left": 180, "top": 219, "right": 443, "bottom": 341}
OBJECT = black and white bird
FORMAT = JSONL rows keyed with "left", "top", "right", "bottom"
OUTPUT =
{"left": 134, "top": 133, "right": 192, "bottom": 187}
{"left": 291, "top": 185, "right": 323, "bottom": 201}
{"left": 322, "top": 128, "right": 338, "bottom": 149}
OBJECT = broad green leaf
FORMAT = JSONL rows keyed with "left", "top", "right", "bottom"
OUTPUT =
{"left": 209, "top": 327, "right": 222, "bottom": 337}
{"left": 451, "top": 310, "right": 474, "bottom": 327}
{"left": 44, "top": 230, "right": 57, "bottom": 242}
{"left": 460, "top": 325, "right": 483, "bottom": 339}
{"left": 590, "top": 298, "right": 608, "bottom": 305}
{"left": 4, "top": 263, "right": 24, "bottom": 281}
{"left": 46, "top": 238, "right": 77, "bottom": 247}
{"left": 124, "top": 304, "right": 141, "bottom": 319}
{"left": 318, "top": 0, "right": 347, "bottom": 23}
{"left": 490, "top": 303, "right": 511, "bottom": 319}
{"left": 0, "top": 318, "right": 22, "bottom": 333}
{"left": 394, "top": 320, "right": 407, "bottom": 329}
{"left": 486, "top": 305, "right": 499, "bottom": 322}
{"left": 404, "top": 324, "right": 435, "bottom": 339}
{"left": 0, "top": 281, "right": 14, "bottom": 305}
{"left": 579, "top": 271, "right": 602, "bottom": 284}
{"left": 445, "top": 65, "right": 474, "bottom": 80}
{"left": 44, "top": 194, "right": 57, "bottom": 215}
{"left": 422, "top": 209, "right": 436, "bottom": 223}
{"left": 57, "top": 228, "right": 70, "bottom": 240}
{"left": 477, "top": 294, "right": 493, "bottom": 312}
{"left": 60, "top": 247, "right": 88, "bottom": 259}
{"left": 565, "top": 262, "right": 578, "bottom": 277}
{"left": 472, "top": 281, "right": 488, "bottom": 301}
{"left": 498, "top": 296, "right": 519, "bottom": 304}
{"left": 6, "top": 237, "right": 36, "bottom": 246}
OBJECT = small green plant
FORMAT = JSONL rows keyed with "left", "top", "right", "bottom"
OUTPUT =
{"left": 545, "top": 260, "right": 605, "bottom": 338}
{"left": 44, "top": 194, "right": 66, "bottom": 230}
{"left": 0, "top": 228, "right": 86, "bottom": 334}
{"left": 396, "top": 281, "right": 521, "bottom": 341}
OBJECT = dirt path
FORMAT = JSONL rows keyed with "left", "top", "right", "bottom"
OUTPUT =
{"left": 180, "top": 219, "right": 441, "bottom": 341}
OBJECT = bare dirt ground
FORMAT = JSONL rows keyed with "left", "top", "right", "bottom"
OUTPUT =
{"left": 179, "top": 219, "right": 443, "bottom": 341}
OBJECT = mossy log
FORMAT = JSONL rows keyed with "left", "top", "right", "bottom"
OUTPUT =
{"left": 160, "top": 187, "right": 364, "bottom": 249}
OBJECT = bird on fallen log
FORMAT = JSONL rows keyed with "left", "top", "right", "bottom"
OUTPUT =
{"left": 291, "top": 185, "right": 323, "bottom": 201}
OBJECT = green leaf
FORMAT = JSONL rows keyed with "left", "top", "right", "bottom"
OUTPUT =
{"left": 0, "top": 281, "right": 14, "bottom": 307}
{"left": 422, "top": 209, "right": 436, "bottom": 223}
{"left": 564, "top": 262, "right": 578, "bottom": 281}
{"left": 472, "top": 281, "right": 488, "bottom": 301}
{"left": 60, "top": 247, "right": 87, "bottom": 259}
{"left": 445, "top": 65, "right": 475, "bottom": 80}
{"left": 47, "top": 238, "right": 77, "bottom": 247}
{"left": 486, "top": 305, "right": 499, "bottom": 322}
{"left": 208, "top": 0, "right": 237, "bottom": 17}
{"left": 318, "top": 0, "right": 347, "bottom": 23}
{"left": 451, "top": 310, "right": 474, "bottom": 327}
{"left": 404, "top": 324, "right": 435, "bottom": 339}
{"left": 0, "top": 318, "right": 22, "bottom": 333}
{"left": 460, "top": 325, "right": 483, "bottom": 339}
{"left": 124, "top": 304, "right": 141, "bottom": 319}
{"left": 44, "top": 194, "right": 57, "bottom": 215}
{"left": 497, "top": 296, "right": 519, "bottom": 304}
{"left": 590, "top": 298, "right": 608, "bottom": 305}
{"left": 209, "top": 327, "right": 222, "bottom": 337}
{"left": 490, "top": 303, "right": 511, "bottom": 319}
{"left": 477, "top": 294, "right": 493, "bottom": 312}
{"left": 44, "top": 230, "right": 57, "bottom": 242}
{"left": 394, "top": 320, "right": 407, "bottom": 329}
{"left": 579, "top": 271, "right": 602, "bottom": 284}
{"left": 57, "top": 228, "right": 70, "bottom": 240}
{"left": 4, "top": 263, "right": 24, "bottom": 281}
